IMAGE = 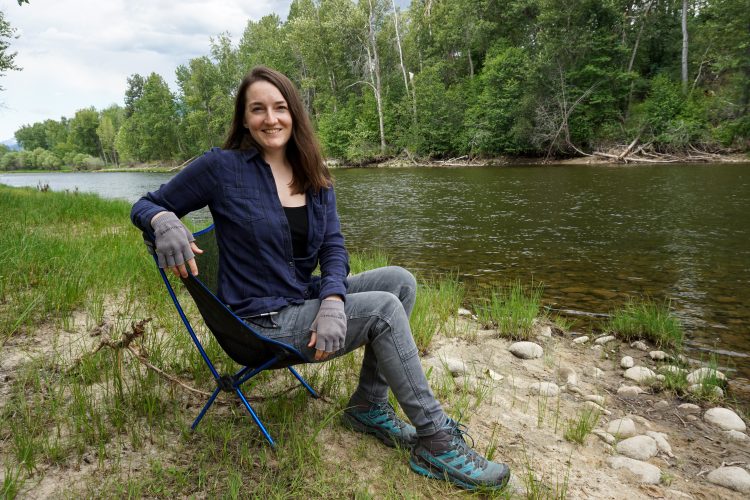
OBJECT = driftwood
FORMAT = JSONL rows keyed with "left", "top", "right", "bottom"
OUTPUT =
{"left": 593, "top": 138, "right": 724, "bottom": 164}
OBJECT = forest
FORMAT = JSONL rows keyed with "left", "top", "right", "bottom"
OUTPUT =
{"left": 2, "top": 0, "right": 749, "bottom": 169}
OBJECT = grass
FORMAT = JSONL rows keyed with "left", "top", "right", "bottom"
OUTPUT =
{"left": 563, "top": 407, "right": 601, "bottom": 445}
{"left": 473, "top": 279, "right": 545, "bottom": 340}
{"left": 607, "top": 297, "right": 684, "bottom": 349}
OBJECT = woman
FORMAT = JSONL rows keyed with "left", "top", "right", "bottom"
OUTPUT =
{"left": 130, "top": 66, "right": 509, "bottom": 491}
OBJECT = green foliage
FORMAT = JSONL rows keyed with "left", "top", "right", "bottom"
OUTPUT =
{"left": 473, "top": 280, "right": 545, "bottom": 340}
{"left": 10, "top": 0, "right": 750, "bottom": 162}
{"left": 608, "top": 297, "right": 684, "bottom": 349}
{"left": 0, "top": 9, "right": 20, "bottom": 88}
{"left": 117, "top": 73, "right": 180, "bottom": 162}
{"left": 563, "top": 407, "right": 600, "bottom": 445}
{"left": 464, "top": 43, "right": 533, "bottom": 155}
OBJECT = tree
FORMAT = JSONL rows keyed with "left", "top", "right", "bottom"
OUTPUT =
{"left": 117, "top": 73, "right": 179, "bottom": 162}
{"left": 97, "top": 105, "right": 124, "bottom": 165}
{"left": 0, "top": 10, "right": 20, "bottom": 90}
{"left": 68, "top": 107, "right": 101, "bottom": 157}
{"left": 124, "top": 74, "right": 145, "bottom": 118}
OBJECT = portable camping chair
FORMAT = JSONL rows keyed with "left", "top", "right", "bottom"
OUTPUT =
{"left": 152, "top": 224, "right": 318, "bottom": 448}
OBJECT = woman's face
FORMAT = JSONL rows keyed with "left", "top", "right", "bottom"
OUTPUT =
{"left": 244, "top": 80, "right": 293, "bottom": 155}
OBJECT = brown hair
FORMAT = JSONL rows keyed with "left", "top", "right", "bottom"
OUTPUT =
{"left": 223, "top": 66, "right": 330, "bottom": 194}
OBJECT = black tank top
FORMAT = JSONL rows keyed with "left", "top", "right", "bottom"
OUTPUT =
{"left": 283, "top": 205, "right": 308, "bottom": 258}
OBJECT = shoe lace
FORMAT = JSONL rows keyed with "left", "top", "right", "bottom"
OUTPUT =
{"left": 371, "top": 402, "right": 407, "bottom": 430}
{"left": 445, "top": 417, "right": 488, "bottom": 471}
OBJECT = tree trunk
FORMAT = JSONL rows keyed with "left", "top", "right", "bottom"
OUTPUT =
{"left": 681, "top": 0, "right": 689, "bottom": 93}
{"left": 367, "top": 0, "right": 386, "bottom": 155}
{"left": 391, "top": 0, "right": 416, "bottom": 123}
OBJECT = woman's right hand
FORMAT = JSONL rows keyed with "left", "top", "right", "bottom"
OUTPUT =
{"left": 151, "top": 211, "right": 203, "bottom": 278}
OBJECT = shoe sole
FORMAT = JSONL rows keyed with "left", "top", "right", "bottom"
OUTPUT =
{"left": 408, "top": 454, "right": 510, "bottom": 491}
{"left": 341, "top": 412, "right": 414, "bottom": 448}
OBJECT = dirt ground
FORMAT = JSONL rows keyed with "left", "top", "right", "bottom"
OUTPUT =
{"left": 2, "top": 311, "right": 748, "bottom": 498}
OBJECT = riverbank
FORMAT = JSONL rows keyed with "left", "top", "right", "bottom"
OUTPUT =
{"left": 345, "top": 152, "right": 750, "bottom": 169}
{"left": 1, "top": 186, "right": 748, "bottom": 498}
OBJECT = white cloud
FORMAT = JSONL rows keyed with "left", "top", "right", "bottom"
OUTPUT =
{"left": 0, "top": 0, "right": 292, "bottom": 139}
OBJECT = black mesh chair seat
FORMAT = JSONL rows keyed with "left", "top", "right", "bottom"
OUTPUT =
{"left": 152, "top": 224, "right": 317, "bottom": 447}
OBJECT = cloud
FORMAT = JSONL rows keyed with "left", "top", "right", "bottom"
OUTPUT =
{"left": 0, "top": 0, "right": 292, "bottom": 139}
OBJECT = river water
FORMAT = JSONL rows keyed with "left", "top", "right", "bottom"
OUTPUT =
{"left": 3, "top": 164, "right": 749, "bottom": 379}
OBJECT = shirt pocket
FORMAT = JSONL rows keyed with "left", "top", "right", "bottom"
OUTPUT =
{"left": 223, "top": 186, "right": 264, "bottom": 222}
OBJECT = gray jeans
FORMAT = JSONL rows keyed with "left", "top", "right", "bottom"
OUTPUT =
{"left": 245, "top": 266, "right": 446, "bottom": 436}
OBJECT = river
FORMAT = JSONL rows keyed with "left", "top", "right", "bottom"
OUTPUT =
{"left": 3, "top": 164, "right": 749, "bottom": 379}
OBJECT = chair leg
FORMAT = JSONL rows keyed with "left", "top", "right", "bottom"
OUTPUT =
{"left": 235, "top": 387, "right": 276, "bottom": 448}
{"left": 287, "top": 366, "right": 319, "bottom": 399}
{"left": 192, "top": 385, "right": 222, "bottom": 430}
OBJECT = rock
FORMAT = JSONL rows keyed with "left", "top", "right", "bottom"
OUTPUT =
{"left": 654, "top": 400, "right": 670, "bottom": 410}
{"left": 656, "top": 374, "right": 666, "bottom": 382}
{"left": 706, "top": 466, "right": 750, "bottom": 494}
{"left": 630, "top": 415, "right": 653, "bottom": 429}
{"left": 537, "top": 325, "right": 553, "bottom": 337}
{"left": 558, "top": 366, "right": 577, "bottom": 386}
{"left": 624, "top": 366, "right": 656, "bottom": 383}
{"left": 483, "top": 368, "right": 504, "bottom": 381}
{"left": 592, "top": 429, "right": 616, "bottom": 445}
{"left": 620, "top": 356, "right": 634, "bottom": 369}
{"left": 608, "top": 456, "right": 661, "bottom": 484}
{"left": 591, "top": 344, "right": 603, "bottom": 352}
{"left": 572, "top": 336, "right": 589, "bottom": 344}
{"left": 618, "top": 385, "right": 646, "bottom": 398}
{"left": 584, "top": 395, "right": 605, "bottom": 406}
{"left": 649, "top": 350, "right": 669, "bottom": 361}
{"left": 444, "top": 357, "right": 468, "bottom": 376}
{"left": 686, "top": 367, "right": 727, "bottom": 384}
{"left": 607, "top": 418, "right": 637, "bottom": 438}
{"left": 659, "top": 365, "right": 686, "bottom": 376}
{"left": 509, "top": 341, "right": 543, "bottom": 360}
{"left": 704, "top": 407, "right": 746, "bottom": 432}
{"left": 646, "top": 431, "right": 675, "bottom": 457}
{"left": 585, "top": 366, "right": 604, "bottom": 379}
{"left": 688, "top": 384, "right": 724, "bottom": 398}
{"left": 631, "top": 340, "right": 649, "bottom": 351}
{"left": 686, "top": 415, "right": 698, "bottom": 422}
{"left": 723, "top": 430, "right": 748, "bottom": 441}
{"left": 585, "top": 401, "right": 611, "bottom": 415}
{"left": 567, "top": 385, "right": 584, "bottom": 395}
{"left": 594, "top": 335, "right": 616, "bottom": 345}
{"left": 616, "top": 435, "right": 658, "bottom": 460}
{"left": 457, "top": 307, "right": 472, "bottom": 317}
{"left": 677, "top": 403, "right": 701, "bottom": 413}
{"left": 529, "top": 382, "right": 559, "bottom": 397}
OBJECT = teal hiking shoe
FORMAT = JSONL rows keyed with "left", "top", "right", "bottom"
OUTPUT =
{"left": 409, "top": 419, "right": 510, "bottom": 491}
{"left": 342, "top": 402, "right": 418, "bottom": 448}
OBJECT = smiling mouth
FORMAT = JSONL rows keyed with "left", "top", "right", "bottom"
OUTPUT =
{"left": 262, "top": 128, "right": 283, "bottom": 135}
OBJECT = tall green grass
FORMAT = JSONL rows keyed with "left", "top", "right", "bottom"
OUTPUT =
{"left": 473, "top": 279, "right": 545, "bottom": 340}
{"left": 0, "top": 185, "right": 164, "bottom": 343}
{"left": 607, "top": 297, "right": 684, "bottom": 349}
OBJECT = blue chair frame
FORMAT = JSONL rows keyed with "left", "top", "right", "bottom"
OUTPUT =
{"left": 152, "top": 224, "right": 318, "bottom": 447}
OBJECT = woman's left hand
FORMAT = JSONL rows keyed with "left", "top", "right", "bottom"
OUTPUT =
{"left": 308, "top": 296, "right": 346, "bottom": 361}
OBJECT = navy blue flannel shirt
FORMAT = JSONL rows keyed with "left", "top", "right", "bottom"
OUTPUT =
{"left": 130, "top": 147, "right": 350, "bottom": 317}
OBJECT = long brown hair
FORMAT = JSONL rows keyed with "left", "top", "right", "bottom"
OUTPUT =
{"left": 223, "top": 66, "right": 330, "bottom": 194}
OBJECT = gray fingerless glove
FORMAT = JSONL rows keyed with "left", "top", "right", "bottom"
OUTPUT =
{"left": 310, "top": 299, "right": 347, "bottom": 353}
{"left": 151, "top": 212, "right": 195, "bottom": 269}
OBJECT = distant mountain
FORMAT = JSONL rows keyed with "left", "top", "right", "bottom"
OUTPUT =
{"left": 1, "top": 139, "right": 20, "bottom": 151}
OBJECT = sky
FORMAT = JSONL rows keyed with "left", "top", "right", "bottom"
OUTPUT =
{"left": 0, "top": 0, "right": 295, "bottom": 142}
